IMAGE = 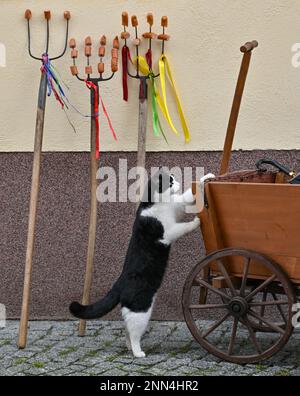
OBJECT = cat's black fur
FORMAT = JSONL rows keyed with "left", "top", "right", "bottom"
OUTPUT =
{"left": 69, "top": 172, "right": 172, "bottom": 319}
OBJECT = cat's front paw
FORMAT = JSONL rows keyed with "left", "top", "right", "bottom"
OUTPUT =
{"left": 200, "top": 173, "right": 215, "bottom": 183}
{"left": 133, "top": 351, "right": 146, "bottom": 358}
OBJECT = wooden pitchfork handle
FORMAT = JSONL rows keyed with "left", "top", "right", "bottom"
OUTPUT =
{"left": 78, "top": 87, "right": 99, "bottom": 337}
{"left": 18, "top": 72, "right": 47, "bottom": 349}
{"left": 219, "top": 40, "right": 258, "bottom": 175}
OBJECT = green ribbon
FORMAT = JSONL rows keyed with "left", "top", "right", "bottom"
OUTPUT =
{"left": 149, "top": 73, "right": 168, "bottom": 144}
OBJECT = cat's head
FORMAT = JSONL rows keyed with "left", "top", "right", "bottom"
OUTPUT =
{"left": 142, "top": 168, "right": 180, "bottom": 204}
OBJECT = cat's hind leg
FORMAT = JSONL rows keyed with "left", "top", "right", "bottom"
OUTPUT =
{"left": 122, "top": 306, "right": 152, "bottom": 358}
{"left": 125, "top": 328, "right": 131, "bottom": 351}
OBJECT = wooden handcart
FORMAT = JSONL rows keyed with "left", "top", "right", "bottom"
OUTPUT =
{"left": 182, "top": 41, "right": 300, "bottom": 364}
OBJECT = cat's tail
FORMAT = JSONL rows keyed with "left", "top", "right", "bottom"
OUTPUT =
{"left": 69, "top": 281, "right": 120, "bottom": 319}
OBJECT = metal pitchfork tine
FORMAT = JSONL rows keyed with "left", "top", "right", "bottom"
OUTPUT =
{"left": 25, "top": 9, "right": 70, "bottom": 61}
{"left": 18, "top": 10, "right": 71, "bottom": 350}
{"left": 69, "top": 35, "right": 119, "bottom": 337}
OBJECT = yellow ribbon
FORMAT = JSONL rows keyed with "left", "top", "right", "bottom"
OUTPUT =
{"left": 133, "top": 55, "right": 190, "bottom": 142}
{"left": 133, "top": 56, "right": 178, "bottom": 136}
{"left": 133, "top": 56, "right": 150, "bottom": 76}
{"left": 159, "top": 54, "right": 190, "bottom": 142}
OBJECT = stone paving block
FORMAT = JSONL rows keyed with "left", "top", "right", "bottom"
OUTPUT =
{"left": 290, "top": 369, "right": 300, "bottom": 376}
{"left": 126, "top": 371, "right": 149, "bottom": 376}
{"left": 155, "top": 357, "right": 192, "bottom": 371}
{"left": 27, "top": 322, "right": 52, "bottom": 331}
{"left": 141, "top": 367, "right": 167, "bottom": 376}
{"left": 4, "top": 364, "right": 31, "bottom": 375}
{"left": 0, "top": 345, "right": 18, "bottom": 356}
{"left": 129, "top": 354, "right": 167, "bottom": 366}
{"left": 47, "top": 368, "right": 77, "bottom": 376}
{"left": 118, "top": 363, "right": 146, "bottom": 373}
{"left": 189, "top": 359, "right": 218, "bottom": 370}
{"left": 99, "top": 368, "right": 127, "bottom": 376}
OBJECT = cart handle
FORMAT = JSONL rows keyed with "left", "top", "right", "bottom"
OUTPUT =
{"left": 240, "top": 41, "right": 258, "bottom": 53}
{"left": 219, "top": 40, "right": 258, "bottom": 175}
{"left": 256, "top": 158, "right": 295, "bottom": 177}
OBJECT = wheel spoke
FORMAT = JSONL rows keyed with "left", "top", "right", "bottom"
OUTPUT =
{"left": 198, "top": 286, "right": 207, "bottom": 304}
{"left": 249, "top": 300, "right": 288, "bottom": 307}
{"left": 220, "top": 287, "right": 230, "bottom": 304}
{"left": 202, "top": 313, "right": 230, "bottom": 339}
{"left": 198, "top": 279, "right": 231, "bottom": 301}
{"left": 217, "top": 259, "right": 238, "bottom": 296}
{"left": 271, "top": 293, "right": 287, "bottom": 324}
{"left": 198, "top": 267, "right": 210, "bottom": 304}
{"left": 240, "top": 257, "right": 250, "bottom": 297}
{"left": 228, "top": 317, "right": 238, "bottom": 355}
{"left": 189, "top": 303, "right": 228, "bottom": 310}
{"left": 241, "top": 317, "right": 262, "bottom": 354}
{"left": 248, "top": 309, "right": 285, "bottom": 335}
{"left": 259, "top": 290, "right": 267, "bottom": 326}
{"left": 245, "top": 275, "right": 277, "bottom": 301}
{"left": 194, "top": 268, "right": 210, "bottom": 286}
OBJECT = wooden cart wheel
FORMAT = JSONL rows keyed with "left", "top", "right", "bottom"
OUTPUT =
{"left": 182, "top": 248, "right": 296, "bottom": 364}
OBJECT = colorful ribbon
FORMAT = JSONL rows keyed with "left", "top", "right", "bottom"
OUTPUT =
{"left": 159, "top": 54, "right": 190, "bottom": 142}
{"left": 85, "top": 80, "right": 117, "bottom": 160}
{"left": 133, "top": 54, "right": 190, "bottom": 143}
{"left": 41, "top": 54, "right": 66, "bottom": 109}
{"left": 145, "top": 48, "right": 152, "bottom": 69}
{"left": 85, "top": 81, "right": 100, "bottom": 159}
{"left": 40, "top": 54, "right": 117, "bottom": 158}
{"left": 149, "top": 74, "right": 168, "bottom": 142}
{"left": 41, "top": 54, "right": 77, "bottom": 132}
{"left": 121, "top": 45, "right": 133, "bottom": 101}
{"left": 131, "top": 56, "right": 167, "bottom": 141}
{"left": 122, "top": 46, "right": 129, "bottom": 101}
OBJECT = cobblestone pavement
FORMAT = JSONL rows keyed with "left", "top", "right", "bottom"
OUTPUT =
{"left": 0, "top": 321, "right": 300, "bottom": 376}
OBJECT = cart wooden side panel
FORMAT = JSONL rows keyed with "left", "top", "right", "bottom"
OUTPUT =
{"left": 196, "top": 182, "right": 300, "bottom": 283}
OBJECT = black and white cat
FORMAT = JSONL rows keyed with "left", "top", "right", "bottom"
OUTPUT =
{"left": 70, "top": 169, "right": 214, "bottom": 357}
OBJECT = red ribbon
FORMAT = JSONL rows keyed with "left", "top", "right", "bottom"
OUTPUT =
{"left": 85, "top": 80, "right": 100, "bottom": 159}
{"left": 85, "top": 80, "right": 117, "bottom": 160}
{"left": 145, "top": 49, "right": 152, "bottom": 69}
{"left": 50, "top": 80, "right": 65, "bottom": 109}
{"left": 100, "top": 97, "right": 117, "bottom": 142}
{"left": 122, "top": 45, "right": 133, "bottom": 101}
{"left": 122, "top": 46, "right": 152, "bottom": 102}
{"left": 122, "top": 46, "right": 129, "bottom": 101}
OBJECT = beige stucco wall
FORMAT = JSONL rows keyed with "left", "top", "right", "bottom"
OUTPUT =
{"left": 0, "top": 0, "right": 300, "bottom": 152}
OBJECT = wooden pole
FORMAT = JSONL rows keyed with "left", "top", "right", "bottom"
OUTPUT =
{"left": 219, "top": 41, "right": 258, "bottom": 175}
{"left": 79, "top": 85, "right": 99, "bottom": 336}
{"left": 18, "top": 72, "right": 47, "bottom": 349}
{"left": 136, "top": 77, "right": 148, "bottom": 209}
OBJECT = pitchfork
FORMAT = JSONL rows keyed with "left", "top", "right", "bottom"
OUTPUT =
{"left": 121, "top": 12, "right": 169, "bottom": 208}
{"left": 18, "top": 10, "right": 71, "bottom": 349}
{"left": 69, "top": 35, "right": 118, "bottom": 336}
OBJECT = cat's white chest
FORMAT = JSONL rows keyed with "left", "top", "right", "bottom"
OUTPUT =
{"left": 140, "top": 204, "right": 176, "bottom": 236}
